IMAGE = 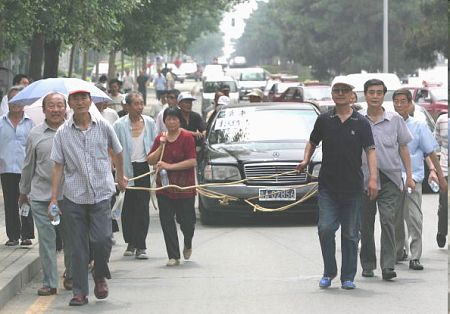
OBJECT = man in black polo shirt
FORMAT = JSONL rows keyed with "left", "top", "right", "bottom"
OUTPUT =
{"left": 177, "top": 92, "right": 206, "bottom": 148}
{"left": 296, "top": 79, "right": 378, "bottom": 290}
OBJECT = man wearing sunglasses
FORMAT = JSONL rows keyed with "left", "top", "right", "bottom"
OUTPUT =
{"left": 359, "top": 79, "right": 414, "bottom": 281}
{"left": 296, "top": 79, "right": 378, "bottom": 290}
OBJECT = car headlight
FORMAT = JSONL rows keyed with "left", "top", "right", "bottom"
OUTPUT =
{"left": 204, "top": 165, "right": 241, "bottom": 181}
{"left": 311, "top": 163, "right": 321, "bottom": 178}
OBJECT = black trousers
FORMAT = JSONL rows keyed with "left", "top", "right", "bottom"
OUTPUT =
{"left": 437, "top": 176, "right": 448, "bottom": 236}
{"left": 157, "top": 195, "right": 196, "bottom": 259}
{"left": 1, "top": 173, "right": 34, "bottom": 241}
{"left": 121, "top": 162, "right": 150, "bottom": 249}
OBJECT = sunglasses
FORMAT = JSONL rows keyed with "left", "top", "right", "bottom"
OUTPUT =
{"left": 332, "top": 88, "right": 351, "bottom": 94}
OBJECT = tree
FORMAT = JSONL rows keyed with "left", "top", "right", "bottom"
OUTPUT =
{"left": 186, "top": 32, "right": 224, "bottom": 64}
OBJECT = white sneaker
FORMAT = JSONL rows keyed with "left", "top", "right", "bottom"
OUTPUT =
{"left": 135, "top": 249, "right": 148, "bottom": 260}
{"left": 166, "top": 258, "right": 180, "bottom": 266}
{"left": 183, "top": 247, "right": 192, "bottom": 260}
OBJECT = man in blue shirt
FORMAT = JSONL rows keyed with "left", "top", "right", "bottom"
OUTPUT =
{"left": 153, "top": 69, "right": 167, "bottom": 101}
{"left": 0, "top": 85, "right": 34, "bottom": 246}
{"left": 392, "top": 88, "right": 447, "bottom": 270}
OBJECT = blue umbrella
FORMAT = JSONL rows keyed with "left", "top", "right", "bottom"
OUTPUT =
{"left": 9, "top": 77, "right": 111, "bottom": 105}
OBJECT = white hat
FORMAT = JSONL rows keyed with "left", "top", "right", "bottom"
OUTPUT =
{"left": 217, "top": 95, "right": 230, "bottom": 106}
{"left": 177, "top": 91, "right": 196, "bottom": 104}
{"left": 247, "top": 88, "right": 264, "bottom": 98}
{"left": 332, "top": 78, "right": 355, "bottom": 89}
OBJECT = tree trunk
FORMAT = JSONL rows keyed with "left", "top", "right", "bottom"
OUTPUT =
{"left": 29, "top": 32, "right": 45, "bottom": 81}
{"left": 43, "top": 39, "right": 61, "bottom": 78}
{"left": 81, "top": 50, "right": 88, "bottom": 80}
{"left": 108, "top": 50, "right": 116, "bottom": 80}
{"left": 68, "top": 44, "right": 76, "bottom": 77}
{"left": 120, "top": 51, "right": 124, "bottom": 78}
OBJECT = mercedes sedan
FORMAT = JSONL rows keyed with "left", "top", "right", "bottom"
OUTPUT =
{"left": 197, "top": 103, "right": 322, "bottom": 224}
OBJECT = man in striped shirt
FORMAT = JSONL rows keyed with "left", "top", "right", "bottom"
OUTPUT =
{"left": 50, "top": 90, "right": 128, "bottom": 306}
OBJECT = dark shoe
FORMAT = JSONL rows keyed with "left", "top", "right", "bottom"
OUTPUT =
{"left": 183, "top": 246, "right": 192, "bottom": 260}
{"left": 20, "top": 239, "right": 32, "bottom": 246}
{"left": 409, "top": 259, "right": 424, "bottom": 270}
{"left": 362, "top": 269, "right": 374, "bottom": 277}
{"left": 436, "top": 233, "right": 446, "bottom": 248}
{"left": 123, "top": 244, "right": 135, "bottom": 256}
{"left": 69, "top": 294, "right": 88, "bottom": 306}
{"left": 396, "top": 249, "right": 408, "bottom": 263}
{"left": 37, "top": 286, "right": 57, "bottom": 296}
{"left": 63, "top": 277, "right": 73, "bottom": 290}
{"left": 94, "top": 277, "right": 109, "bottom": 299}
{"left": 341, "top": 281, "right": 356, "bottom": 290}
{"left": 382, "top": 268, "right": 397, "bottom": 280}
{"left": 5, "top": 240, "right": 19, "bottom": 246}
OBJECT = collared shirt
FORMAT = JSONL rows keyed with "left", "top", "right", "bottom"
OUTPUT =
{"left": 435, "top": 114, "right": 448, "bottom": 176}
{"left": 360, "top": 108, "right": 412, "bottom": 190}
{"left": 153, "top": 75, "right": 166, "bottom": 91}
{"left": 309, "top": 108, "right": 375, "bottom": 193}
{"left": 101, "top": 107, "right": 119, "bottom": 126}
{"left": 113, "top": 114, "right": 156, "bottom": 186}
{"left": 19, "top": 121, "right": 63, "bottom": 201}
{"left": 0, "top": 113, "right": 34, "bottom": 174}
{"left": 51, "top": 114, "right": 123, "bottom": 204}
{"left": 155, "top": 105, "right": 170, "bottom": 134}
{"left": 402, "top": 117, "right": 438, "bottom": 183}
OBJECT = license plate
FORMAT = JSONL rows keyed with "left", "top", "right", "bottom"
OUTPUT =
{"left": 258, "top": 188, "right": 296, "bottom": 201}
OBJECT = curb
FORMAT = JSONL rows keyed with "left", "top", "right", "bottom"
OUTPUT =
{"left": 0, "top": 247, "right": 40, "bottom": 310}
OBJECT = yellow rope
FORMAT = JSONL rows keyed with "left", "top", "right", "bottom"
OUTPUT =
{"left": 124, "top": 168, "right": 318, "bottom": 213}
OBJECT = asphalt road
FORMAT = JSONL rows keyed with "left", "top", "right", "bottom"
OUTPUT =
{"left": 2, "top": 81, "right": 448, "bottom": 313}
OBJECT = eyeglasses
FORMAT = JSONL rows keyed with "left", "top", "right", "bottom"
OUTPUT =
{"left": 332, "top": 88, "right": 351, "bottom": 94}
{"left": 366, "top": 90, "right": 384, "bottom": 96}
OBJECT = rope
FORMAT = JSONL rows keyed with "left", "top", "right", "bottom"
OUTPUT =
{"left": 123, "top": 168, "right": 318, "bottom": 213}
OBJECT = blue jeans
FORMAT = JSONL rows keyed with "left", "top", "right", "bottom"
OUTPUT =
{"left": 318, "top": 188, "right": 362, "bottom": 282}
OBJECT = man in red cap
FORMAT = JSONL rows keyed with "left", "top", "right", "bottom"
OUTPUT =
{"left": 50, "top": 90, "right": 128, "bottom": 306}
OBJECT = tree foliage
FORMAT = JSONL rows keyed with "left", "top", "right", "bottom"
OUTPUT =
{"left": 234, "top": 0, "right": 447, "bottom": 80}
{"left": 186, "top": 32, "right": 225, "bottom": 64}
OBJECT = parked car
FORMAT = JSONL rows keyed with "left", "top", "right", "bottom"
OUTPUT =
{"left": 238, "top": 67, "right": 268, "bottom": 99}
{"left": 202, "top": 64, "right": 224, "bottom": 81}
{"left": 200, "top": 75, "right": 239, "bottom": 118}
{"left": 409, "top": 85, "right": 448, "bottom": 121}
{"left": 265, "top": 82, "right": 300, "bottom": 102}
{"left": 197, "top": 102, "right": 322, "bottom": 224}
{"left": 278, "top": 85, "right": 334, "bottom": 112}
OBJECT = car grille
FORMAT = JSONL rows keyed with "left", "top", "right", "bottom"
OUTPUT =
{"left": 244, "top": 163, "right": 307, "bottom": 185}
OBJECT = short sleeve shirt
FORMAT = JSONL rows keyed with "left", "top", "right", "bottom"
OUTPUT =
{"left": 149, "top": 129, "right": 196, "bottom": 199}
{"left": 310, "top": 108, "right": 375, "bottom": 193}
{"left": 180, "top": 111, "right": 206, "bottom": 147}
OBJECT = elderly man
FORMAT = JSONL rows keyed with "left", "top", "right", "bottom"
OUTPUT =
{"left": 296, "top": 79, "right": 377, "bottom": 290}
{"left": 50, "top": 90, "right": 127, "bottom": 306}
{"left": 113, "top": 91, "right": 156, "bottom": 259}
{"left": 359, "top": 79, "right": 414, "bottom": 281}
{"left": 19, "top": 92, "right": 73, "bottom": 295}
{"left": 392, "top": 88, "right": 447, "bottom": 270}
{"left": 0, "top": 85, "right": 35, "bottom": 247}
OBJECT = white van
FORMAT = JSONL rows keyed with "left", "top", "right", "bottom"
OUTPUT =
{"left": 202, "top": 64, "right": 224, "bottom": 81}
{"left": 200, "top": 75, "right": 239, "bottom": 118}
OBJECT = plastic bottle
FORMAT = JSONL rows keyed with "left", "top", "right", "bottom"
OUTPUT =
{"left": 160, "top": 169, "right": 169, "bottom": 187}
{"left": 50, "top": 204, "right": 61, "bottom": 226}
{"left": 428, "top": 180, "right": 439, "bottom": 193}
{"left": 19, "top": 203, "right": 30, "bottom": 217}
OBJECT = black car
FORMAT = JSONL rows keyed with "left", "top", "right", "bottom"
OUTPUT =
{"left": 197, "top": 103, "right": 322, "bottom": 224}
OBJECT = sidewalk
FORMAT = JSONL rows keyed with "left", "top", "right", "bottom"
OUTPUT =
{"left": 0, "top": 190, "right": 41, "bottom": 310}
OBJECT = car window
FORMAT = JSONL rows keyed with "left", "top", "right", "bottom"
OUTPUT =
{"left": 203, "top": 81, "right": 238, "bottom": 93}
{"left": 303, "top": 87, "right": 332, "bottom": 101}
{"left": 240, "top": 71, "right": 265, "bottom": 81}
{"left": 209, "top": 108, "right": 317, "bottom": 144}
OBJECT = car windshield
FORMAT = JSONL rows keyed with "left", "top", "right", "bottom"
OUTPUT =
{"left": 431, "top": 88, "right": 448, "bottom": 101}
{"left": 240, "top": 71, "right": 265, "bottom": 81}
{"left": 203, "top": 81, "right": 238, "bottom": 93}
{"left": 303, "top": 87, "right": 332, "bottom": 100}
{"left": 209, "top": 107, "right": 318, "bottom": 144}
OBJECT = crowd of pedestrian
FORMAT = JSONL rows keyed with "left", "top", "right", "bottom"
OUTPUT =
{"left": 0, "top": 71, "right": 447, "bottom": 307}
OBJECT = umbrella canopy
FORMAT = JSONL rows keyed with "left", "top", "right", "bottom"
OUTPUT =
{"left": 9, "top": 77, "right": 111, "bottom": 106}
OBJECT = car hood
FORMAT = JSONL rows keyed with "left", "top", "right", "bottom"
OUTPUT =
{"left": 207, "top": 142, "right": 321, "bottom": 164}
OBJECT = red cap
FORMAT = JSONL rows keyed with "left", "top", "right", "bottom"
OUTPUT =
{"left": 69, "top": 89, "right": 91, "bottom": 96}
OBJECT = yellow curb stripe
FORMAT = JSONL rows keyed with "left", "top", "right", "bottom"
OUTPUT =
{"left": 25, "top": 294, "right": 56, "bottom": 314}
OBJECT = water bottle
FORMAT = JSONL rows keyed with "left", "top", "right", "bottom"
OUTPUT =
{"left": 50, "top": 204, "right": 60, "bottom": 226}
{"left": 428, "top": 179, "right": 439, "bottom": 193}
{"left": 160, "top": 169, "right": 169, "bottom": 187}
{"left": 19, "top": 203, "right": 30, "bottom": 217}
